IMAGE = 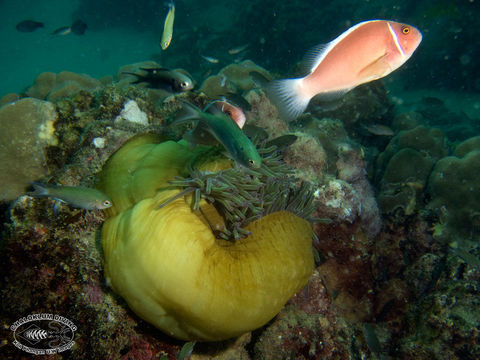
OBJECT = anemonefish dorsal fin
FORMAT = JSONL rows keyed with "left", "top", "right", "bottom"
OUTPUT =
{"left": 301, "top": 43, "right": 330, "bottom": 75}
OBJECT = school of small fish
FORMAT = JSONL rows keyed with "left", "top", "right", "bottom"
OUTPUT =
{"left": 17, "top": 10, "right": 422, "bottom": 213}
{"left": 12, "top": 8, "right": 427, "bottom": 359}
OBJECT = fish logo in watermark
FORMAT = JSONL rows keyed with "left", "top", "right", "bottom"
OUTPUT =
{"left": 10, "top": 313, "right": 76, "bottom": 355}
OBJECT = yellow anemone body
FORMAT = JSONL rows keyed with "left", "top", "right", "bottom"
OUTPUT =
{"left": 99, "top": 136, "right": 314, "bottom": 341}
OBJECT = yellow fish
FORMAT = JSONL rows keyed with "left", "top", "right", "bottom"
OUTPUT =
{"left": 160, "top": 0, "right": 175, "bottom": 50}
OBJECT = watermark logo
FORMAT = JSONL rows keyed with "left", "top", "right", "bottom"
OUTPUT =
{"left": 10, "top": 313, "right": 76, "bottom": 355}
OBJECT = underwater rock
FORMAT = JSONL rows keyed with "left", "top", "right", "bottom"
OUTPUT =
{"left": 26, "top": 71, "right": 56, "bottom": 99}
{"left": 0, "top": 98, "right": 58, "bottom": 201}
{"left": 220, "top": 60, "right": 271, "bottom": 92}
{"left": 254, "top": 271, "right": 354, "bottom": 359}
{"left": 427, "top": 146, "right": 480, "bottom": 239}
{"left": 313, "top": 222, "right": 376, "bottom": 325}
{"left": 283, "top": 133, "right": 327, "bottom": 182}
{"left": 398, "top": 251, "right": 480, "bottom": 359}
{"left": 383, "top": 148, "right": 435, "bottom": 185}
{"left": 378, "top": 147, "right": 435, "bottom": 215}
{"left": 200, "top": 60, "right": 271, "bottom": 99}
{"left": 337, "top": 147, "right": 381, "bottom": 237}
{"left": 404, "top": 253, "right": 442, "bottom": 299}
{"left": 376, "top": 126, "right": 448, "bottom": 215}
{"left": 309, "top": 81, "right": 391, "bottom": 130}
{"left": 304, "top": 117, "right": 351, "bottom": 173}
{"left": 26, "top": 71, "right": 102, "bottom": 101}
{"left": 391, "top": 111, "right": 424, "bottom": 131}
{"left": 317, "top": 258, "right": 373, "bottom": 322}
{"left": 453, "top": 135, "right": 480, "bottom": 158}
{"left": 244, "top": 90, "right": 288, "bottom": 138}
{"left": 0, "top": 92, "right": 20, "bottom": 107}
{"left": 114, "top": 99, "right": 148, "bottom": 125}
{"left": 97, "top": 136, "right": 314, "bottom": 341}
{"left": 377, "top": 125, "right": 447, "bottom": 169}
{"left": 314, "top": 179, "right": 361, "bottom": 224}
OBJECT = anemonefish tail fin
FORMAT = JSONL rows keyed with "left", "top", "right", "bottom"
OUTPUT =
{"left": 265, "top": 78, "right": 311, "bottom": 122}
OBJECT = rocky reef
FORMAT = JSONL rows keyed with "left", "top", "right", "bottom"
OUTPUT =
{"left": 1, "top": 59, "right": 479, "bottom": 360}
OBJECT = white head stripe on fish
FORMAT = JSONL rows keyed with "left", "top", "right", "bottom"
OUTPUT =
{"left": 387, "top": 22, "right": 406, "bottom": 59}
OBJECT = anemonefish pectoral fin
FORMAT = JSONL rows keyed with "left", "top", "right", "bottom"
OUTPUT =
{"left": 265, "top": 78, "right": 311, "bottom": 122}
{"left": 357, "top": 53, "right": 392, "bottom": 81}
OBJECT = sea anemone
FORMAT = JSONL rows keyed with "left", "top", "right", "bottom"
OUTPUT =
{"left": 159, "top": 145, "right": 317, "bottom": 240}
{"left": 97, "top": 135, "right": 315, "bottom": 341}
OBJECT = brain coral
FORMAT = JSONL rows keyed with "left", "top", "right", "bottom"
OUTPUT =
{"left": 427, "top": 144, "right": 480, "bottom": 238}
{"left": 0, "top": 98, "right": 58, "bottom": 201}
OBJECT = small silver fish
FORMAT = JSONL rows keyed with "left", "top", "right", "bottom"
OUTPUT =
{"left": 363, "top": 124, "right": 394, "bottom": 136}
{"left": 160, "top": 0, "right": 175, "bottom": 50}
{"left": 177, "top": 341, "right": 196, "bottom": 360}
{"left": 228, "top": 44, "right": 249, "bottom": 55}
{"left": 28, "top": 182, "right": 113, "bottom": 210}
{"left": 201, "top": 55, "right": 219, "bottom": 64}
{"left": 51, "top": 26, "right": 71, "bottom": 36}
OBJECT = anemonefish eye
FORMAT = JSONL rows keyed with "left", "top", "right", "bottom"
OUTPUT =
{"left": 401, "top": 26, "right": 410, "bottom": 35}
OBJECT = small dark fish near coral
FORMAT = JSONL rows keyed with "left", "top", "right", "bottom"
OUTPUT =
{"left": 71, "top": 20, "right": 87, "bottom": 35}
{"left": 16, "top": 20, "right": 44, "bottom": 32}
{"left": 123, "top": 67, "right": 194, "bottom": 93}
{"left": 28, "top": 182, "right": 113, "bottom": 210}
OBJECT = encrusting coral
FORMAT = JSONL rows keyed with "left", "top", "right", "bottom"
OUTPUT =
{"left": 0, "top": 98, "right": 58, "bottom": 201}
{"left": 97, "top": 134, "right": 315, "bottom": 341}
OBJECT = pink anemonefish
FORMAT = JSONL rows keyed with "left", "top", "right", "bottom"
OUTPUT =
{"left": 266, "top": 20, "right": 422, "bottom": 121}
{"left": 213, "top": 100, "right": 246, "bottom": 129}
{"left": 204, "top": 99, "right": 247, "bottom": 129}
